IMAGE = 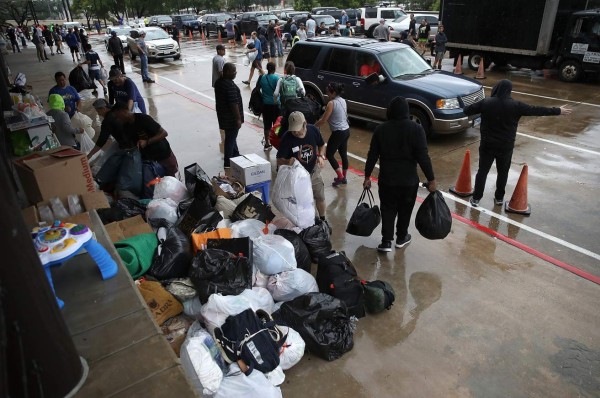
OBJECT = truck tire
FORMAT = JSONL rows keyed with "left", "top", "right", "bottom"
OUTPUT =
{"left": 367, "top": 25, "right": 376, "bottom": 38}
{"left": 558, "top": 60, "right": 582, "bottom": 82}
{"left": 468, "top": 54, "right": 491, "bottom": 71}
{"left": 409, "top": 108, "right": 431, "bottom": 137}
{"left": 305, "top": 87, "right": 323, "bottom": 109}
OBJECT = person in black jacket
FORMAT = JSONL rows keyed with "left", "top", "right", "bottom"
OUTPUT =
{"left": 364, "top": 96, "right": 437, "bottom": 252}
{"left": 107, "top": 31, "right": 125, "bottom": 74}
{"left": 463, "top": 79, "right": 571, "bottom": 207}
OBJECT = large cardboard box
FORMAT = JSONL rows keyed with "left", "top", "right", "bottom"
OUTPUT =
{"left": 105, "top": 215, "right": 153, "bottom": 243}
{"left": 230, "top": 154, "right": 271, "bottom": 185}
{"left": 14, "top": 146, "right": 95, "bottom": 204}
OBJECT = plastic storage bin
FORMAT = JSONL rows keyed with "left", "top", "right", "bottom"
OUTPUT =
{"left": 245, "top": 180, "right": 271, "bottom": 204}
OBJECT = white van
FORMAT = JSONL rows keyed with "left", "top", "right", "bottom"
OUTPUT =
{"left": 358, "top": 7, "right": 405, "bottom": 37}
{"left": 63, "top": 22, "right": 87, "bottom": 36}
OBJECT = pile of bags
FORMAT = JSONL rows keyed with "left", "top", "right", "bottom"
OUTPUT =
{"left": 102, "top": 161, "right": 397, "bottom": 397}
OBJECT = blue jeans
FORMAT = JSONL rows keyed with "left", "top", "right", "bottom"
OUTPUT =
{"left": 140, "top": 53, "right": 149, "bottom": 80}
{"left": 223, "top": 128, "right": 240, "bottom": 167}
{"left": 275, "top": 37, "right": 283, "bottom": 56}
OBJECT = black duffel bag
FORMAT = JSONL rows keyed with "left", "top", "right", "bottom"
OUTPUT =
{"left": 415, "top": 190, "right": 452, "bottom": 240}
{"left": 189, "top": 248, "right": 252, "bottom": 303}
{"left": 346, "top": 188, "right": 381, "bottom": 236}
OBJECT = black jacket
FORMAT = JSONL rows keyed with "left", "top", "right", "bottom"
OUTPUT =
{"left": 464, "top": 79, "right": 560, "bottom": 149}
{"left": 365, "top": 97, "right": 435, "bottom": 186}
{"left": 107, "top": 35, "right": 123, "bottom": 55}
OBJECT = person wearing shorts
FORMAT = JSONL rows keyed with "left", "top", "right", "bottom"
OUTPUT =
{"left": 417, "top": 19, "right": 430, "bottom": 55}
{"left": 242, "top": 31, "right": 264, "bottom": 85}
{"left": 433, "top": 25, "right": 447, "bottom": 70}
{"left": 81, "top": 43, "right": 107, "bottom": 96}
{"left": 225, "top": 18, "right": 236, "bottom": 47}
{"left": 65, "top": 28, "right": 80, "bottom": 62}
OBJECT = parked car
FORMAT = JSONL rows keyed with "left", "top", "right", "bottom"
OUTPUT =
{"left": 275, "top": 8, "right": 296, "bottom": 20}
{"left": 388, "top": 11, "right": 439, "bottom": 41}
{"left": 311, "top": 7, "right": 339, "bottom": 15}
{"left": 64, "top": 22, "right": 87, "bottom": 36}
{"left": 127, "top": 27, "right": 180, "bottom": 61}
{"left": 322, "top": 8, "right": 363, "bottom": 34}
{"left": 104, "top": 26, "right": 132, "bottom": 50}
{"left": 236, "top": 12, "right": 277, "bottom": 36}
{"left": 287, "top": 37, "right": 484, "bottom": 136}
{"left": 171, "top": 14, "right": 201, "bottom": 34}
{"left": 294, "top": 14, "right": 336, "bottom": 32}
{"left": 358, "top": 7, "right": 406, "bottom": 37}
{"left": 148, "top": 15, "right": 173, "bottom": 28}
{"left": 202, "top": 13, "right": 235, "bottom": 38}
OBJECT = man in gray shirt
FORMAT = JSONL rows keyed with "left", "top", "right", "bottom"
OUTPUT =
{"left": 212, "top": 44, "right": 226, "bottom": 87}
{"left": 373, "top": 19, "right": 390, "bottom": 41}
{"left": 47, "top": 93, "right": 84, "bottom": 147}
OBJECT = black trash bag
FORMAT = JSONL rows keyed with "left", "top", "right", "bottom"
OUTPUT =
{"left": 415, "top": 190, "right": 452, "bottom": 240}
{"left": 207, "top": 237, "right": 253, "bottom": 266}
{"left": 147, "top": 226, "right": 193, "bottom": 280}
{"left": 280, "top": 97, "right": 323, "bottom": 134}
{"left": 175, "top": 199, "right": 220, "bottom": 236}
{"left": 230, "top": 194, "right": 275, "bottom": 223}
{"left": 272, "top": 292, "right": 355, "bottom": 361}
{"left": 114, "top": 198, "right": 147, "bottom": 220}
{"left": 300, "top": 219, "right": 332, "bottom": 260}
{"left": 184, "top": 163, "right": 217, "bottom": 208}
{"left": 97, "top": 207, "right": 125, "bottom": 224}
{"left": 148, "top": 218, "right": 173, "bottom": 230}
{"left": 189, "top": 248, "right": 252, "bottom": 304}
{"left": 274, "top": 229, "right": 312, "bottom": 273}
{"left": 177, "top": 197, "right": 194, "bottom": 215}
{"left": 346, "top": 188, "right": 381, "bottom": 237}
{"left": 68, "top": 66, "right": 97, "bottom": 92}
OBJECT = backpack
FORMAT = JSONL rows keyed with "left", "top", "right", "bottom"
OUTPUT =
{"left": 214, "top": 308, "right": 285, "bottom": 373}
{"left": 248, "top": 76, "right": 264, "bottom": 116}
{"left": 362, "top": 280, "right": 396, "bottom": 314}
{"left": 329, "top": 278, "right": 365, "bottom": 318}
{"left": 280, "top": 76, "right": 299, "bottom": 104}
{"left": 316, "top": 251, "right": 357, "bottom": 293}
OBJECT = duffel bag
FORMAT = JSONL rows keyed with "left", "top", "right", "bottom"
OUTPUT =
{"left": 346, "top": 188, "right": 380, "bottom": 237}
{"left": 362, "top": 280, "right": 396, "bottom": 314}
{"left": 316, "top": 251, "right": 357, "bottom": 293}
{"left": 330, "top": 278, "right": 365, "bottom": 319}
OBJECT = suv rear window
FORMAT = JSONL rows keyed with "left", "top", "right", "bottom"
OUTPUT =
{"left": 290, "top": 46, "right": 321, "bottom": 69}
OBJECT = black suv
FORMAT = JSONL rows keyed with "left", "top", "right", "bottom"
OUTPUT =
{"left": 171, "top": 14, "right": 200, "bottom": 35}
{"left": 287, "top": 37, "right": 484, "bottom": 135}
{"left": 202, "top": 13, "right": 235, "bottom": 38}
{"left": 236, "top": 12, "right": 277, "bottom": 36}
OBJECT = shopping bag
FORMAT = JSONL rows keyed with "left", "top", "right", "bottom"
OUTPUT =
{"left": 415, "top": 190, "right": 452, "bottom": 240}
{"left": 100, "top": 67, "right": 108, "bottom": 81}
{"left": 184, "top": 163, "right": 217, "bottom": 208}
{"left": 230, "top": 193, "right": 275, "bottom": 223}
{"left": 78, "top": 131, "right": 96, "bottom": 154}
{"left": 346, "top": 188, "right": 381, "bottom": 236}
{"left": 192, "top": 228, "right": 233, "bottom": 253}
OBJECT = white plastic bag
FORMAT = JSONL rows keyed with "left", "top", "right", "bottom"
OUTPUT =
{"left": 270, "top": 215, "right": 301, "bottom": 233}
{"left": 78, "top": 131, "right": 96, "bottom": 154}
{"left": 100, "top": 67, "right": 108, "bottom": 81}
{"left": 153, "top": 176, "right": 190, "bottom": 202}
{"left": 266, "top": 269, "right": 318, "bottom": 302}
{"left": 146, "top": 198, "right": 179, "bottom": 224}
{"left": 215, "top": 363, "right": 282, "bottom": 398}
{"left": 253, "top": 234, "right": 297, "bottom": 275}
{"left": 240, "top": 287, "right": 274, "bottom": 314}
{"left": 264, "top": 366, "right": 285, "bottom": 387}
{"left": 200, "top": 293, "right": 252, "bottom": 335}
{"left": 71, "top": 111, "right": 95, "bottom": 139}
{"left": 243, "top": 55, "right": 250, "bottom": 66}
{"left": 230, "top": 219, "right": 275, "bottom": 240}
{"left": 253, "top": 270, "right": 269, "bottom": 289}
{"left": 272, "top": 159, "right": 315, "bottom": 229}
{"left": 277, "top": 326, "right": 305, "bottom": 370}
{"left": 180, "top": 322, "right": 226, "bottom": 396}
{"left": 247, "top": 51, "right": 258, "bottom": 61}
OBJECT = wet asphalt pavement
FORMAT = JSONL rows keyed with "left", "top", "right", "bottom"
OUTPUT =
{"left": 6, "top": 33, "right": 600, "bottom": 397}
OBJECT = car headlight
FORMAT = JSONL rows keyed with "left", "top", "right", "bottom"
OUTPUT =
{"left": 436, "top": 98, "right": 460, "bottom": 110}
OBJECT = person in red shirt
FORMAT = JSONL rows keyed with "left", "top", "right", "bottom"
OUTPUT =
{"left": 359, "top": 57, "right": 381, "bottom": 77}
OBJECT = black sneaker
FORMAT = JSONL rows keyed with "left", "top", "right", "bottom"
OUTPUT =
{"left": 377, "top": 241, "right": 392, "bottom": 252}
{"left": 494, "top": 197, "right": 504, "bottom": 206}
{"left": 395, "top": 234, "right": 412, "bottom": 249}
{"left": 470, "top": 197, "right": 480, "bottom": 207}
{"left": 332, "top": 177, "right": 347, "bottom": 187}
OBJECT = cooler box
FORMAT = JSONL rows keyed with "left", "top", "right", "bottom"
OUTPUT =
{"left": 246, "top": 180, "right": 271, "bottom": 204}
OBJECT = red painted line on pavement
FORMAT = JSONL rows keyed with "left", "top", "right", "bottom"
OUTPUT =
{"left": 345, "top": 165, "right": 600, "bottom": 286}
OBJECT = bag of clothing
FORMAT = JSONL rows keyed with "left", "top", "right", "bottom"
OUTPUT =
{"left": 316, "top": 251, "right": 357, "bottom": 292}
{"left": 184, "top": 163, "right": 217, "bottom": 208}
{"left": 214, "top": 309, "right": 284, "bottom": 373}
{"left": 215, "top": 363, "right": 282, "bottom": 398}
{"left": 147, "top": 225, "right": 193, "bottom": 280}
{"left": 272, "top": 293, "right": 355, "bottom": 361}
{"left": 300, "top": 219, "right": 332, "bottom": 260}
{"left": 137, "top": 280, "right": 183, "bottom": 326}
{"left": 272, "top": 159, "right": 315, "bottom": 229}
{"left": 71, "top": 111, "right": 96, "bottom": 140}
{"left": 207, "top": 237, "right": 253, "bottom": 265}
{"left": 415, "top": 190, "right": 452, "bottom": 240}
{"left": 141, "top": 161, "right": 166, "bottom": 199}
{"left": 189, "top": 249, "right": 252, "bottom": 303}
{"left": 274, "top": 229, "right": 312, "bottom": 272}
{"left": 346, "top": 188, "right": 381, "bottom": 237}
{"left": 230, "top": 219, "right": 275, "bottom": 239}
{"left": 146, "top": 198, "right": 179, "bottom": 224}
{"left": 68, "top": 66, "right": 96, "bottom": 92}
{"left": 230, "top": 194, "right": 275, "bottom": 223}
{"left": 162, "top": 277, "right": 197, "bottom": 302}
{"left": 249, "top": 78, "right": 264, "bottom": 116}
{"left": 200, "top": 293, "right": 252, "bottom": 334}
{"left": 266, "top": 269, "right": 318, "bottom": 302}
{"left": 153, "top": 176, "right": 190, "bottom": 202}
{"left": 276, "top": 326, "right": 305, "bottom": 370}
{"left": 253, "top": 234, "right": 297, "bottom": 276}
{"left": 362, "top": 280, "right": 396, "bottom": 314}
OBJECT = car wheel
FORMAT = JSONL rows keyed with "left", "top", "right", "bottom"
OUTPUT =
{"left": 366, "top": 25, "right": 376, "bottom": 38}
{"left": 174, "top": 54, "right": 181, "bottom": 60}
{"left": 305, "top": 87, "right": 324, "bottom": 109}
{"left": 409, "top": 108, "right": 432, "bottom": 137}
{"left": 467, "top": 54, "right": 491, "bottom": 71}
{"left": 558, "top": 60, "right": 582, "bottom": 82}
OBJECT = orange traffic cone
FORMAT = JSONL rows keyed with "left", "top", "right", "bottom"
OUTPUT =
{"left": 242, "top": 33, "right": 247, "bottom": 46}
{"left": 453, "top": 54, "right": 463, "bottom": 74}
{"left": 449, "top": 149, "right": 474, "bottom": 197}
{"left": 505, "top": 164, "right": 531, "bottom": 216}
{"left": 475, "top": 57, "right": 487, "bottom": 79}
{"left": 218, "top": 30, "right": 222, "bottom": 43}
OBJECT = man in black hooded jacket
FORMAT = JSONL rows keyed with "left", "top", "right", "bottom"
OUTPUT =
{"left": 463, "top": 79, "right": 571, "bottom": 207}
{"left": 364, "top": 97, "right": 437, "bottom": 252}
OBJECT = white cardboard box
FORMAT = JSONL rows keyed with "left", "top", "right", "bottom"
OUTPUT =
{"left": 230, "top": 154, "right": 271, "bottom": 185}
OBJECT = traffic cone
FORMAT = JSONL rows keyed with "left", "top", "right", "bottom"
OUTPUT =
{"left": 475, "top": 57, "right": 487, "bottom": 79}
{"left": 218, "top": 30, "right": 222, "bottom": 43}
{"left": 449, "top": 149, "right": 474, "bottom": 197}
{"left": 453, "top": 54, "right": 463, "bottom": 74}
{"left": 505, "top": 164, "right": 531, "bottom": 216}
{"left": 242, "top": 33, "right": 247, "bottom": 46}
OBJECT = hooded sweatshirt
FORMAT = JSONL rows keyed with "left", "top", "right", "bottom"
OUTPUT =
{"left": 365, "top": 97, "right": 435, "bottom": 186}
{"left": 464, "top": 79, "right": 560, "bottom": 149}
{"left": 46, "top": 94, "right": 80, "bottom": 147}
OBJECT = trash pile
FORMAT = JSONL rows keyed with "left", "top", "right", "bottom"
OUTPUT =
{"left": 98, "top": 160, "right": 397, "bottom": 397}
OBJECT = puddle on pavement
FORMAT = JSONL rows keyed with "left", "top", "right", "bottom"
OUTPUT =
{"left": 550, "top": 337, "right": 600, "bottom": 395}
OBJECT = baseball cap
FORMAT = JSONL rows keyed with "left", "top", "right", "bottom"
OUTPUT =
{"left": 92, "top": 98, "right": 112, "bottom": 109}
{"left": 111, "top": 31, "right": 117, "bottom": 36}
{"left": 288, "top": 112, "right": 305, "bottom": 132}
{"left": 109, "top": 68, "right": 123, "bottom": 80}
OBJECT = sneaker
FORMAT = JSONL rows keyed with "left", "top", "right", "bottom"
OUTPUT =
{"left": 470, "top": 197, "right": 480, "bottom": 207}
{"left": 242, "top": 80, "right": 250, "bottom": 85}
{"left": 332, "top": 177, "right": 347, "bottom": 187}
{"left": 147, "top": 79, "right": 155, "bottom": 83}
{"left": 263, "top": 144, "right": 273, "bottom": 151}
{"left": 395, "top": 234, "right": 412, "bottom": 249}
{"left": 494, "top": 197, "right": 504, "bottom": 206}
{"left": 377, "top": 241, "right": 392, "bottom": 252}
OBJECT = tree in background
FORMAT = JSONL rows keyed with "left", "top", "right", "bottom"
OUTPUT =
{"left": 0, "top": 0, "right": 32, "bottom": 26}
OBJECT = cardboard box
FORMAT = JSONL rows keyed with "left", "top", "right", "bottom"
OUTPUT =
{"left": 105, "top": 215, "right": 153, "bottom": 243}
{"left": 14, "top": 146, "right": 95, "bottom": 204}
{"left": 230, "top": 154, "right": 271, "bottom": 185}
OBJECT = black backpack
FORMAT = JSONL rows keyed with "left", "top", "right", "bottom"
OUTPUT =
{"left": 248, "top": 76, "right": 264, "bottom": 117}
{"left": 362, "top": 280, "right": 396, "bottom": 314}
{"left": 214, "top": 308, "right": 285, "bottom": 373}
{"left": 316, "top": 251, "right": 357, "bottom": 292}
{"left": 330, "top": 278, "right": 365, "bottom": 319}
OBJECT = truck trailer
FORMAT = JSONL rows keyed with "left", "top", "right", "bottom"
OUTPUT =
{"left": 440, "top": 0, "right": 600, "bottom": 81}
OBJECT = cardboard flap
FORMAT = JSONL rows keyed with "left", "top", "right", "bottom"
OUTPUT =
{"left": 50, "top": 148, "right": 83, "bottom": 158}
